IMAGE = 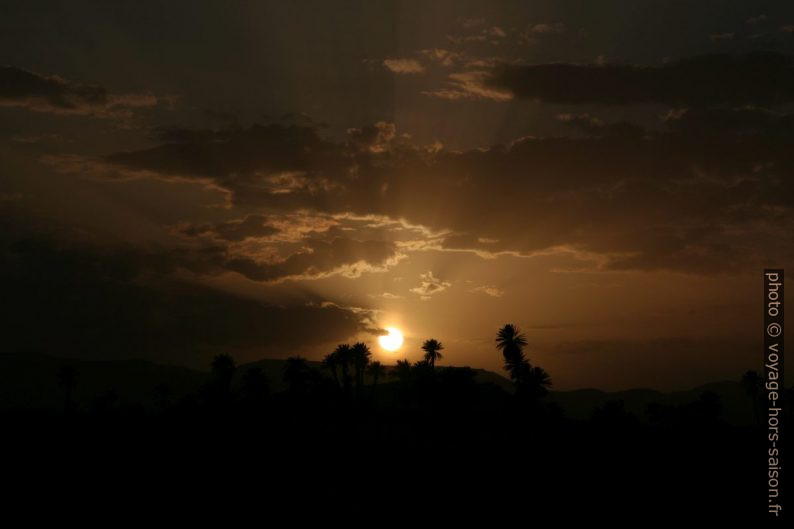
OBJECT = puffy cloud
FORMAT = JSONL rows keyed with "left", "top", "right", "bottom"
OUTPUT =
{"left": 410, "top": 271, "right": 451, "bottom": 299}
{"left": 0, "top": 66, "right": 157, "bottom": 117}
{"left": 486, "top": 52, "right": 794, "bottom": 106}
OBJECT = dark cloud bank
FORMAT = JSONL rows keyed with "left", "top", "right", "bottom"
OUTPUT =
{"left": 0, "top": 223, "right": 368, "bottom": 367}
{"left": 487, "top": 52, "right": 794, "bottom": 106}
{"left": 53, "top": 98, "right": 794, "bottom": 275}
{"left": 0, "top": 66, "right": 156, "bottom": 117}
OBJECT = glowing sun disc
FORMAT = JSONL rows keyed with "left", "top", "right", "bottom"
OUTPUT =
{"left": 378, "top": 327, "right": 404, "bottom": 352}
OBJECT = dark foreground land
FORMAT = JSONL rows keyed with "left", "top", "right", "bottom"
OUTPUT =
{"left": 0, "top": 353, "right": 785, "bottom": 521}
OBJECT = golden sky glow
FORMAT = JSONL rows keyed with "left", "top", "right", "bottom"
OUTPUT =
{"left": 1, "top": 1, "right": 792, "bottom": 391}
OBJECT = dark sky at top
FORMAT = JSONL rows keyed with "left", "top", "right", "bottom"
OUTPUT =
{"left": 1, "top": 0, "right": 792, "bottom": 389}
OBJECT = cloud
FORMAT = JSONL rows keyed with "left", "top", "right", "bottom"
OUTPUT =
{"left": 747, "top": 14, "right": 768, "bottom": 25}
{"left": 223, "top": 237, "right": 403, "bottom": 282}
{"left": 486, "top": 52, "right": 794, "bottom": 106}
{"left": 0, "top": 66, "right": 157, "bottom": 117}
{"left": 422, "top": 71, "right": 512, "bottom": 101}
{"left": 179, "top": 214, "right": 278, "bottom": 241}
{"left": 469, "top": 285, "right": 504, "bottom": 298}
{"left": 419, "top": 48, "right": 463, "bottom": 67}
{"left": 48, "top": 107, "right": 793, "bottom": 275}
{"left": 520, "top": 22, "right": 567, "bottom": 43}
{"left": 374, "top": 292, "right": 402, "bottom": 299}
{"left": 0, "top": 228, "right": 370, "bottom": 365}
{"left": 527, "top": 23, "right": 566, "bottom": 35}
{"left": 382, "top": 58, "right": 425, "bottom": 74}
{"left": 447, "top": 25, "right": 508, "bottom": 45}
{"left": 410, "top": 271, "right": 451, "bottom": 299}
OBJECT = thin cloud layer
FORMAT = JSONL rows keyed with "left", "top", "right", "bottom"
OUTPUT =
{"left": 486, "top": 52, "right": 794, "bottom": 106}
{"left": 0, "top": 66, "right": 157, "bottom": 117}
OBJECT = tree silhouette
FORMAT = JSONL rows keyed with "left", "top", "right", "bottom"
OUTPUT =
{"left": 57, "top": 365, "right": 78, "bottom": 411}
{"left": 495, "top": 324, "right": 529, "bottom": 385}
{"left": 321, "top": 351, "right": 340, "bottom": 389}
{"left": 740, "top": 370, "right": 761, "bottom": 425}
{"left": 421, "top": 339, "right": 444, "bottom": 369}
{"left": 524, "top": 365, "right": 552, "bottom": 399}
{"left": 391, "top": 359, "right": 413, "bottom": 383}
{"left": 334, "top": 344, "right": 353, "bottom": 397}
{"left": 391, "top": 359, "right": 414, "bottom": 406}
{"left": 351, "top": 342, "right": 372, "bottom": 399}
{"left": 367, "top": 361, "right": 385, "bottom": 401}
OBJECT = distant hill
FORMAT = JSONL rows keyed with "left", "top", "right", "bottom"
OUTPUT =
{"left": 0, "top": 352, "right": 207, "bottom": 410}
{"left": 546, "top": 381, "right": 755, "bottom": 426}
{"left": 0, "top": 353, "right": 755, "bottom": 425}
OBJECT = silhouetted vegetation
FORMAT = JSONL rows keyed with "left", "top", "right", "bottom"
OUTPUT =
{"left": 0, "top": 324, "right": 788, "bottom": 519}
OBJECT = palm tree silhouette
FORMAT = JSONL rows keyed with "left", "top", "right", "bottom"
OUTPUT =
{"left": 421, "top": 339, "right": 444, "bottom": 369}
{"left": 740, "top": 370, "right": 761, "bottom": 425}
{"left": 391, "top": 359, "right": 414, "bottom": 407}
{"left": 525, "top": 365, "right": 552, "bottom": 398}
{"left": 367, "top": 361, "right": 385, "bottom": 401}
{"left": 495, "top": 324, "right": 529, "bottom": 384}
{"left": 391, "top": 359, "right": 413, "bottom": 382}
{"left": 351, "top": 342, "right": 372, "bottom": 399}
{"left": 57, "top": 365, "right": 78, "bottom": 411}
{"left": 334, "top": 344, "right": 353, "bottom": 397}
{"left": 321, "top": 351, "right": 340, "bottom": 388}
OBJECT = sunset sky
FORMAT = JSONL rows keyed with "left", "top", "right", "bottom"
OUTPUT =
{"left": 2, "top": 0, "right": 792, "bottom": 390}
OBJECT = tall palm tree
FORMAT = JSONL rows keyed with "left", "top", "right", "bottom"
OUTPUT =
{"left": 57, "top": 365, "right": 78, "bottom": 411}
{"left": 334, "top": 344, "right": 353, "bottom": 397}
{"left": 351, "top": 342, "right": 372, "bottom": 398}
{"left": 496, "top": 324, "right": 529, "bottom": 384}
{"left": 367, "top": 361, "right": 385, "bottom": 401}
{"left": 421, "top": 339, "right": 444, "bottom": 369}
{"left": 321, "top": 351, "right": 340, "bottom": 388}
{"left": 741, "top": 370, "right": 761, "bottom": 425}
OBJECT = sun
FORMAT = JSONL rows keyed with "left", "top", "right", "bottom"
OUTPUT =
{"left": 378, "top": 327, "right": 404, "bottom": 352}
